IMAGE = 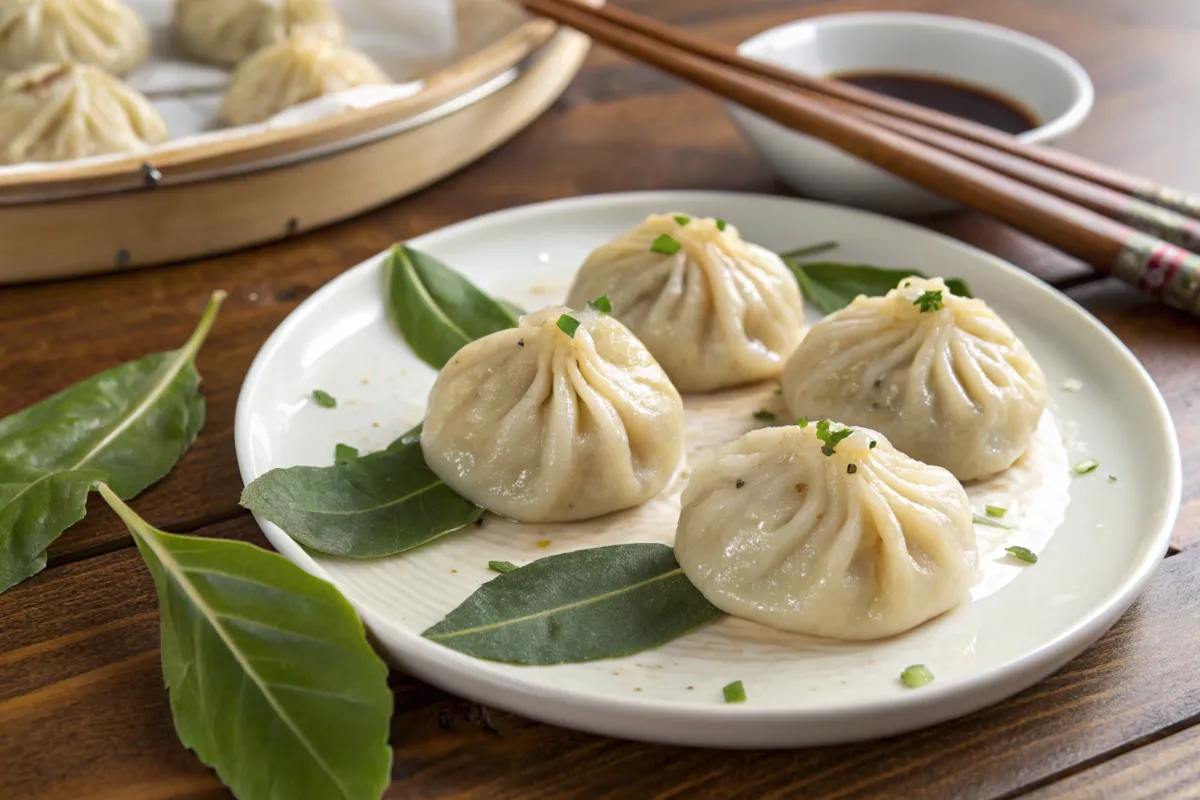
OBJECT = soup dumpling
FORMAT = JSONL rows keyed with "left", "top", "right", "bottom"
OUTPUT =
{"left": 220, "top": 30, "right": 387, "bottom": 126}
{"left": 565, "top": 213, "right": 806, "bottom": 392}
{"left": 421, "top": 306, "right": 685, "bottom": 523}
{"left": 674, "top": 423, "right": 977, "bottom": 640}
{"left": 0, "top": 0, "right": 150, "bottom": 75}
{"left": 175, "top": 0, "right": 346, "bottom": 67}
{"left": 781, "top": 277, "right": 1045, "bottom": 481}
{"left": 0, "top": 63, "right": 167, "bottom": 164}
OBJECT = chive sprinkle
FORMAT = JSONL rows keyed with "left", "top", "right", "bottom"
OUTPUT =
{"left": 1108, "top": 474, "right": 1117, "bottom": 483}
{"left": 488, "top": 560, "right": 518, "bottom": 574}
{"left": 973, "top": 513, "right": 1012, "bottom": 530}
{"left": 333, "top": 443, "right": 359, "bottom": 465}
{"left": 900, "top": 665, "right": 934, "bottom": 688}
{"left": 557, "top": 313, "right": 581, "bottom": 337}
{"left": 815, "top": 419, "right": 853, "bottom": 456}
{"left": 722, "top": 680, "right": 746, "bottom": 703}
{"left": 1005, "top": 546, "right": 1038, "bottom": 564}
{"left": 797, "top": 417, "right": 809, "bottom": 428}
{"left": 715, "top": 218, "right": 727, "bottom": 232}
{"left": 985, "top": 505, "right": 1007, "bottom": 518}
{"left": 587, "top": 295, "right": 612, "bottom": 313}
{"left": 312, "top": 389, "right": 337, "bottom": 408}
{"left": 913, "top": 290, "right": 944, "bottom": 313}
{"left": 650, "top": 233, "right": 682, "bottom": 255}
{"left": 673, "top": 214, "right": 691, "bottom": 225}
{"left": 869, "top": 440, "right": 877, "bottom": 449}
{"left": 1073, "top": 459, "right": 1100, "bottom": 475}
{"left": 752, "top": 409, "right": 776, "bottom": 422}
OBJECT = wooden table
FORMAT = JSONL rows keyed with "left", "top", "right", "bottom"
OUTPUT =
{"left": 2, "top": 1, "right": 1198, "bottom": 797}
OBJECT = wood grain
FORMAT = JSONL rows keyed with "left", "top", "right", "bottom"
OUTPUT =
{"left": 0, "top": 519, "right": 1197, "bottom": 800}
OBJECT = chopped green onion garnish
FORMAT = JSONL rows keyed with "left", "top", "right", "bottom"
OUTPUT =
{"left": 869, "top": 440, "right": 877, "bottom": 449}
{"left": 1073, "top": 459, "right": 1100, "bottom": 475}
{"left": 797, "top": 417, "right": 809, "bottom": 428}
{"left": 722, "top": 680, "right": 746, "bottom": 703}
{"left": 815, "top": 419, "right": 853, "bottom": 456}
{"left": 715, "top": 218, "right": 727, "bottom": 232}
{"left": 650, "top": 233, "right": 682, "bottom": 255}
{"left": 673, "top": 214, "right": 691, "bottom": 225}
{"left": 312, "top": 389, "right": 337, "bottom": 408}
{"left": 900, "top": 665, "right": 934, "bottom": 688}
{"left": 587, "top": 295, "right": 612, "bottom": 313}
{"left": 557, "top": 313, "right": 580, "bottom": 337}
{"left": 913, "top": 290, "right": 944, "bottom": 313}
{"left": 985, "top": 505, "right": 1007, "bottom": 518}
{"left": 488, "top": 560, "right": 518, "bottom": 574}
{"left": 973, "top": 513, "right": 1011, "bottom": 530}
{"left": 334, "top": 443, "right": 359, "bottom": 465}
{"left": 773, "top": 387, "right": 782, "bottom": 395}
{"left": 1005, "top": 546, "right": 1038, "bottom": 564}
{"left": 752, "top": 409, "right": 776, "bottom": 422}
{"left": 1108, "top": 474, "right": 1117, "bottom": 483}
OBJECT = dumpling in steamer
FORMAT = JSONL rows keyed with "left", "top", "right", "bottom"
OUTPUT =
{"left": 781, "top": 277, "right": 1046, "bottom": 481}
{"left": 174, "top": 0, "right": 346, "bottom": 67}
{"left": 674, "top": 423, "right": 977, "bottom": 640}
{"left": 565, "top": 213, "right": 806, "bottom": 392}
{"left": 0, "top": 63, "right": 167, "bottom": 164}
{"left": 0, "top": 0, "right": 150, "bottom": 75}
{"left": 421, "top": 306, "right": 685, "bottom": 524}
{"left": 219, "top": 31, "right": 387, "bottom": 126}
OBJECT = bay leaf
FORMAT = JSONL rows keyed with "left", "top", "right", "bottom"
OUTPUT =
{"left": 423, "top": 543, "right": 724, "bottom": 665}
{"left": 383, "top": 244, "right": 521, "bottom": 369}
{"left": 99, "top": 485, "right": 393, "bottom": 800}
{"left": 240, "top": 437, "right": 482, "bottom": 558}
{"left": 785, "top": 260, "right": 973, "bottom": 314}
{"left": 0, "top": 291, "right": 224, "bottom": 592}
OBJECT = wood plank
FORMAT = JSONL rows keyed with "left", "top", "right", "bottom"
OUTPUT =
{"left": 1023, "top": 723, "right": 1200, "bottom": 799}
{"left": 1, "top": 515, "right": 1197, "bottom": 799}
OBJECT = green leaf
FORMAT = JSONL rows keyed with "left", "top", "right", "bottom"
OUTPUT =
{"left": 0, "top": 291, "right": 223, "bottom": 592}
{"left": 383, "top": 244, "right": 520, "bottom": 370}
{"left": 779, "top": 240, "right": 839, "bottom": 261}
{"left": 423, "top": 543, "right": 723, "bottom": 665}
{"left": 783, "top": 260, "right": 973, "bottom": 314}
{"left": 241, "top": 437, "right": 482, "bottom": 558}
{"left": 98, "top": 485, "right": 392, "bottom": 800}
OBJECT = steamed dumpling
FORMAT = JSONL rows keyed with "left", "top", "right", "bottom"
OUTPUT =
{"left": 0, "top": 63, "right": 167, "bottom": 164}
{"left": 674, "top": 423, "right": 977, "bottom": 640}
{"left": 781, "top": 277, "right": 1046, "bottom": 481}
{"left": 219, "top": 31, "right": 388, "bottom": 125}
{"left": 174, "top": 0, "right": 345, "bottom": 67}
{"left": 565, "top": 213, "right": 806, "bottom": 392}
{"left": 0, "top": 0, "right": 149, "bottom": 75}
{"left": 421, "top": 306, "right": 685, "bottom": 523}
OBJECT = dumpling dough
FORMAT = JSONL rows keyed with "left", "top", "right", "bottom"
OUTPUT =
{"left": 674, "top": 423, "right": 977, "bottom": 640}
{"left": 219, "top": 31, "right": 388, "bottom": 125}
{"left": 0, "top": 63, "right": 167, "bottom": 164}
{"left": 0, "top": 0, "right": 149, "bottom": 75}
{"left": 565, "top": 213, "right": 806, "bottom": 392}
{"left": 175, "top": 0, "right": 345, "bottom": 67}
{"left": 781, "top": 277, "right": 1046, "bottom": 481}
{"left": 421, "top": 306, "right": 685, "bottom": 523}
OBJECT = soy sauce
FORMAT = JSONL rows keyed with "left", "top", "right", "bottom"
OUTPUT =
{"left": 830, "top": 71, "right": 1040, "bottom": 134}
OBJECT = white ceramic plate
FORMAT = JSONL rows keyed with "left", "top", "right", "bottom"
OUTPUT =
{"left": 235, "top": 191, "right": 1179, "bottom": 748}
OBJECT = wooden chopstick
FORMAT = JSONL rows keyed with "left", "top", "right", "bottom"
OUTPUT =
{"left": 551, "top": 0, "right": 1200, "bottom": 221}
{"left": 522, "top": 0, "right": 1200, "bottom": 316}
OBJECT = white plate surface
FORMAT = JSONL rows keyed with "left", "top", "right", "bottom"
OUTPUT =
{"left": 235, "top": 191, "right": 1179, "bottom": 748}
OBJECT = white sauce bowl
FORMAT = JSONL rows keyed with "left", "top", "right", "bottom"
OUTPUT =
{"left": 726, "top": 12, "right": 1094, "bottom": 216}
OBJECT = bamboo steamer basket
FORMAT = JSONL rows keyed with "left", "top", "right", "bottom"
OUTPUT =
{"left": 0, "top": 1, "right": 591, "bottom": 283}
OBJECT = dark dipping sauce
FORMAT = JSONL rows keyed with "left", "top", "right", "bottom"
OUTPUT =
{"left": 830, "top": 71, "right": 1041, "bottom": 135}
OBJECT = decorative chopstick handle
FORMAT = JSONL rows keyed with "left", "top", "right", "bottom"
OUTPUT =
{"left": 1122, "top": 198, "right": 1200, "bottom": 255}
{"left": 1135, "top": 183, "right": 1200, "bottom": 219}
{"left": 1114, "top": 233, "right": 1200, "bottom": 315}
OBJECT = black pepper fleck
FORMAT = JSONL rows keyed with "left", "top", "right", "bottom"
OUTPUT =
{"left": 140, "top": 162, "right": 162, "bottom": 186}
{"left": 873, "top": 379, "right": 882, "bottom": 389}
{"left": 517, "top": 339, "right": 525, "bottom": 347}
{"left": 735, "top": 479, "right": 745, "bottom": 489}
{"left": 847, "top": 464, "right": 858, "bottom": 474}
{"left": 286, "top": 217, "right": 300, "bottom": 234}
{"left": 474, "top": 517, "right": 484, "bottom": 527}
{"left": 114, "top": 249, "right": 131, "bottom": 266}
